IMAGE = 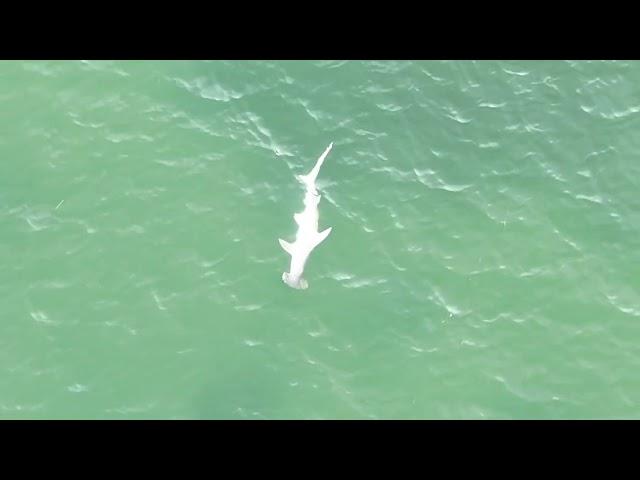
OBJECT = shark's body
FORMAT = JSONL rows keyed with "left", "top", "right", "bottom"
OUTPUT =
{"left": 279, "top": 143, "right": 333, "bottom": 289}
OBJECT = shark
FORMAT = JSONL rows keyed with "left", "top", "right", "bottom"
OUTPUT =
{"left": 278, "top": 142, "right": 334, "bottom": 289}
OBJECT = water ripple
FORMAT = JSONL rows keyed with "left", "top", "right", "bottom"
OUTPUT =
{"left": 606, "top": 294, "right": 640, "bottom": 317}
{"left": 414, "top": 168, "right": 471, "bottom": 192}
{"left": 174, "top": 76, "right": 244, "bottom": 102}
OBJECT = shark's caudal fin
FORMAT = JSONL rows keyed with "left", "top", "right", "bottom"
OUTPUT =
{"left": 296, "top": 142, "right": 333, "bottom": 188}
{"left": 312, "top": 227, "right": 332, "bottom": 248}
{"left": 278, "top": 238, "right": 295, "bottom": 255}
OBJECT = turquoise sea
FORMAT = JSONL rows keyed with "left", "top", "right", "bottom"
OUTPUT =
{"left": 1, "top": 60, "right": 639, "bottom": 419}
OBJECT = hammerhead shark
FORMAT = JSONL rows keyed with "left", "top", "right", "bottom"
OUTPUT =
{"left": 279, "top": 142, "right": 334, "bottom": 289}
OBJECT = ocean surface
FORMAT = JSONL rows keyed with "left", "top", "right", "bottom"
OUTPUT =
{"left": 1, "top": 60, "right": 639, "bottom": 419}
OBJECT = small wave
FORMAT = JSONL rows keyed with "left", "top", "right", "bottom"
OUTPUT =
{"left": 371, "top": 166, "right": 413, "bottom": 182}
{"left": 574, "top": 193, "right": 604, "bottom": 205}
{"left": 518, "top": 266, "right": 549, "bottom": 278}
{"left": 541, "top": 76, "right": 561, "bottom": 92}
{"left": 343, "top": 277, "right": 387, "bottom": 289}
{"left": 235, "top": 304, "right": 262, "bottom": 312}
{"left": 354, "top": 128, "right": 387, "bottom": 140}
{"left": 414, "top": 168, "right": 471, "bottom": 192}
{"left": 319, "top": 189, "right": 357, "bottom": 221}
{"left": 367, "top": 61, "right": 409, "bottom": 74}
{"left": 478, "top": 101, "right": 507, "bottom": 109}
{"left": 580, "top": 104, "right": 595, "bottom": 114}
{"left": 502, "top": 67, "right": 530, "bottom": 76}
{"left": 376, "top": 103, "right": 405, "bottom": 113}
{"left": 363, "top": 83, "right": 393, "bottom": 94}
{"left": 460, "top": 338, "right": 486, "bottom": 348}
{"left": 330, "top": 272, "right": 354, "bottom": 281}
{"left": 174, "top": 77, "right": 244, "bottom": 103}
{"left": 514, "top": 87, "right": 533, "bottom": 96}
{"left": 387, "top": 257, "right": 407, "bottom": 272}
{"left": 406, "top": 244, "right": 423, "bottom": 253}
{"left": 443, "top": 106, "right": 472, "bottom": 124}
{"left": 68, "top": 112, "right": 105, "bottom": 129}
{"left": 440, "top": 183, "right": 471, "bottom": 192}
{"left": 79, "top": 60, "right": 129, "bottom": 77}
{"left": 22, "top": 208, "right": 57, "bottom": 232}
{"left": 30, "top": 310, "right": 55, "bottom": 324}
{"left": 0, "top": 403, "right": 44, "bottom": 413}
{"left": 106, "top": 132, "right": 154, "bottom": 144}
{"left": 307, "top": 330, "right": 327, "bottom": 338}
{"left": 538, "top": 160, "right": 567, "bottom": 183}
{"left": 22, "top": 61, "right": 60, "bottom": 77}
{"left": 421, "top": 68, "right": 446, "bottom": 83}
{"left": 314, "top": 60, "right": 349, "bottom": 69}
{"left": 67, "top": 384, "right": 89, "bottom": 393}
{"left": 482, "top": 313, "right": 510, "bottom": 324}
{"left": 151, "top": 291, "right": 168, "bottom": 311}
{"left": 601, "top": 105, "right": 640, "bottom": 120}
{"left": 446, "top": 113, "right": 472, "bottom": 124}
{"left": 551, "top": 227, "right": 581, "bottom": 252}
{"left": 430, "top": 288, "right": 469, "bottom": 317}
{"left": 295, "top": 97, "right": 324, "bottom": 122}
{"left": 606, "top": 294, "right": 640, "bottom": 317}
{"left": 29, "top": 309, "right": 62, "bottom": 327}
{"left": 177, "top": 116, "right": 221, "bottom": 138}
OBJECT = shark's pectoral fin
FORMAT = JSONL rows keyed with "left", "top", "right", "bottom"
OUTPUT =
{"left": 312, "top": 227, "right": 332, "bottom": 248}
{"left": 278, "top": 238, "right": 295, "bottom": 255}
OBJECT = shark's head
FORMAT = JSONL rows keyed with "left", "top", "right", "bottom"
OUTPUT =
{"left": 282, "top": 272, "right": 308, "bottom": 290}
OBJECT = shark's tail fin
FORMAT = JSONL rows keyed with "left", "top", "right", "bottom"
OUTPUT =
{"left": 297, "top": 142, "right": 333, "bottom": 189}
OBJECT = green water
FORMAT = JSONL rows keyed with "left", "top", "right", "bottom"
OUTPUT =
{"left": 1, "top": 60, "right": 639, "bottom": 419}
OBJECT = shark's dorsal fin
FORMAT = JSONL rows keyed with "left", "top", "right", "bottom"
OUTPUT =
{"left": 278, "top": 238, "right": 295, "bottom": 255}
{"left": 312, "top": 227, "right": 332, "bottom": 248}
